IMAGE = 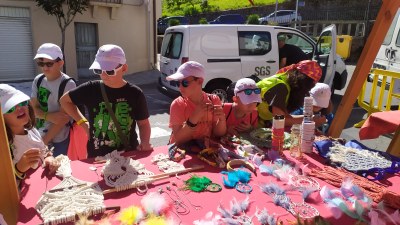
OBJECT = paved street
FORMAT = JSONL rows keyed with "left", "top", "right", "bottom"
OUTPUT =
{"left": 8, "top": 64, "right": 392, "bottom": 151}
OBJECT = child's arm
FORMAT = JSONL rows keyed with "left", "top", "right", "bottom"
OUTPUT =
{"left": 43, "top": 155, "right": 60, "bottom": 174}
{"left": 16, "top": 148, "right": 41, "bottom": 173}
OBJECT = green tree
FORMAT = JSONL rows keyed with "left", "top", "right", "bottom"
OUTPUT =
{"left": 247, "top": 14, "right": 260, "bottom": 24}
{"left": 199, "top": 17, "right": 208, "bottom": 24}
{"left": 169, "top": 18, "right": 181, "bottom": 26}
{"left": 35, "top": 0, "right": 89, "bottom": 72}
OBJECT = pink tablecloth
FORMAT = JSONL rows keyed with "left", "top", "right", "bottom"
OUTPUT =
{"left": 18, "top": 146, "right": 400, "bottom": 225}
{"left": 359, "top": 110, "right": 400, "bottom": 140}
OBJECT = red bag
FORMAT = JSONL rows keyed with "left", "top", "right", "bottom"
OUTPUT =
{"left": 67, "top": 123, "right": 88, "bottom": 160}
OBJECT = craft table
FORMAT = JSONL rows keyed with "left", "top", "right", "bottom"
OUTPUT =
{"left": 18, "top": 146, "right": 400, "bottom": 225}
{"left": 359, "top": 110, "right": 400, "bottom": 156}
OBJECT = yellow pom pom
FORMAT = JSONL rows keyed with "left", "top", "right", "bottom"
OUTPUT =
{"left": 118, "top": 206, "right": 144, "bottom": 225}
{"left": 144, "top": 215, "right": 168, "bottom": 225}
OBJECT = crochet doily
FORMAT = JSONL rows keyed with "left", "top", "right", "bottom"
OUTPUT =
{"left": 36, "top": 155, "right": 105, "bottom": 225}
{"left": 328, "top": 144, "right": 392, "bottom": 171}
{"left": 151, "top": 153, "right": 185, "bottom": 173}
{"left": 101, "top": 150, "right": 155, "bottom": 188}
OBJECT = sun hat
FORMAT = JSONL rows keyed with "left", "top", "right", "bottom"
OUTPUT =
{"left": 89, "top": 44, "right": 127, "bottom": 71}
{"left": 310, "top": 82, "right": 331, "bottom": 108}
{"left": 277, "top": 60, "right": 322, "bottom": 82}
{"left": 166, "top": 61, "right": 205, "bottom": 81}
{"left": 234, "top": 78, "right": 262, "bottom": 105}
{"left": 34, "top": 43, "right": 63, "bottom": 60}
{"left": 0, "top": 84, "right": 30, "bottom": 114}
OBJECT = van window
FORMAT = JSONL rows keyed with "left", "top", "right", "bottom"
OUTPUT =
{"left": 281, "top": 33, "right": 314, "bottom": 55}
{"left": 238, "top": 31, "right": 271, "bottom": 56}
{"left": 383, "top": 9, "right": 400, "bottom": 45}
{"left": 161, "top": 32, "right": 183, "bottom": 59}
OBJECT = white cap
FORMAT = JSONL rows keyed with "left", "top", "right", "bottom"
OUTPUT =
{"left": 166, "top": 61, "right": 205, "bottom": 81}
{"left": 0, "top": 84, "right": 30, "bottom": 114}
{"left": 89, "top": 44, "right": 126, "bottom": 71}
{"left": 34, "top": 43, "right": 63, "bottom": 60}
{"left": 310, "top": 83, "right": 331, "bottom": 108}
{"left": 234, "top": 78, "right": 261, "bottom": 105}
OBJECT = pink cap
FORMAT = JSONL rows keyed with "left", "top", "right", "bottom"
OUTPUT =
{"left": 90, "top": 44, "right": 126, "bottom": 71}
{"left": 166, "top": 61, "right": 205, "bottom": 81}
{"left": 34, "top": 43, "right": 63, "bottom": 60}
{"left": 234, "top": 78, "right": 261, "bottom": 105}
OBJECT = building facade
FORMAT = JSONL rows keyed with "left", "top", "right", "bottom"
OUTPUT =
{"left": 0, "top": 0, "right": 161, "bottom": 81}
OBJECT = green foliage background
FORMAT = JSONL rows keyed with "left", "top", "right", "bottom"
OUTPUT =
{"left": 162, "top": 0, "right": 286, "bottom": 17}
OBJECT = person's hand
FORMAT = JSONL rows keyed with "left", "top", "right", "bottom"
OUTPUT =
{"left": 44, "top": 156, "right": 60, "bottom": 174}
{"left": 46, "top": 111, "right": 70, "bottom": 125}
{"left": 227, "top": 125, "right": 239, "bottom": 137}
{"left": 313, "top": 115, "right": 327, "bottom": 127}
{"left": 189, "top": 102, "right": 210, "bottom": 124}
{"left": 138, "top": 143, "right": 153, "bottom": 151}
{"left": 17, "top": 148, "right": 41, "bottom": 173}
{"left": 236, "top": 121, "right": 252, "bottom": 132}
{"left": 80, "top": 121, "right": 90, "bottom": 137}
{"left": 212, "top": 105, "right": 225, "bottom": 121}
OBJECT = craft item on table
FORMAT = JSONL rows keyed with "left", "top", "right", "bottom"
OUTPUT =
{"left": 259, "top": 182, "right": 319, "bottom": 220}
{"left": 217, "top": 197, "right": 252, "bottom": 224}
{"left": 167, "top": 143, "right": 186, "bottom": 162}
{"left": 289, "top": 124, "right": 302, "bottom": 158}
{"left": 320, "top": 183, "right": 371, "bottom": 222}
{"left": 227, "top": 159, "right": 256, "bottom": 175}
{"left": 158, "top": 185, "right": 202, "bottom": 215}
{"left": 271, "top": 115, "right": 285, "bottom": 156}
{"left": 255, "top": 208, "right": 278, "bottom": 225}
{"left": 35, "top": 155, "right": 110, "bottom": 225}
{"left": 367, "top": 202, "right": 400, "bottom": 225}
{"left": 198, "top": 147, "right": 226, "bottom": 168}
{"left": 308, "top": 166, "right": 400, "bottom": 209}
{"left": 236, "top": 144, "right": 264, "bottom": 159}
{"left": 218, "top": 145, "right": 244, "bottom": 162}
{"left": 327, "top": 144, "right": 397, "bottom": 180}
{"left": 101, "top": 150, "right": 155, "bottom": 190}
{"left": 303, "top": 96, "right": 313, "bottom": 121}
{"left": 151, "top": 153, "right": 185, "bottom": 173}
{"left": 182, "top": 175, "right": 221, "bottom": 193}
{"left": 301, "top": 120, "right": 315, "bottom": 153}
{"left": 222, "top": 168, "right": 253, "bottom": 194}
{"left": 103, "top": 165, "right": 205, "bottom": 195}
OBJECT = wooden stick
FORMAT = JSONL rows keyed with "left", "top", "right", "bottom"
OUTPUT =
{"left": 149, "top": 164, "right": 204, "bottom": 179}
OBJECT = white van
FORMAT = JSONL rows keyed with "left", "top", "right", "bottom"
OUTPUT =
{"left": 158, "top": 24, "right": 348, "bottom": 101}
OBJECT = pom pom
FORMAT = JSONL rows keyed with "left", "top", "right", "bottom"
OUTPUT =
{"left": 230, "top": 198, "right": 241, "bottom": 215}
{"left": 217, "top": 203, "right": 232, "bottom": 218}
{"left": 239, "top": 196, "right": 250, "bottom": 212}
{"left": 118, "top": 206, "right": 144, "bottom": 225}
{"left": 141, "top": 192, "right": 171, "bottom": 216}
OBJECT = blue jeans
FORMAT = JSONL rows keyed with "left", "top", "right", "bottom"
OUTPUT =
{"left": 51, "top": 135, "right": 70, "bottom": 157}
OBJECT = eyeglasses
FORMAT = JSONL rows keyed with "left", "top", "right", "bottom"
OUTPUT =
{"left": 37, "top": 61, "right": 56, "bottom": 68}
{"left": 93, "top": 64, "right": 123, "bottom": 76}
{"left": 6, "top": 100, "right": 29, "bottom": 114}
{"left": 177, "top": 78, "right": 198, "bottom": 88}
{"left": 238, "top": 88, "right": 261, "bottom": 95}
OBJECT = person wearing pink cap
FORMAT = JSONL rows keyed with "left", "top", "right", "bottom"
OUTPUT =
{"left": 223, "top": 78, "right": 261, "bottom": 136}
{"left": 256, "top": 60, "right": 327, "bottom": 127}
{"left": 30, "top": 43, "right": 75, "bottom": 157}
{"left": 167, "top": 61, "right": 226, "bottom": 149}
{"left": 1, "top": 84, "right": 59, "bottom": 187}
{"left": 60, "top": 44, "right": 152, "bottom": 157}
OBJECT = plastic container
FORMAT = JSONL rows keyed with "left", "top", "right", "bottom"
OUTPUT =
{"left": 336, "top": 35, "right": 352, "bottom": 60}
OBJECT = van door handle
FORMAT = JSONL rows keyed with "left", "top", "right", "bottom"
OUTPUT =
{"left": 266, "top": 60, "right": 276, "bottom": 63}
{"left": 385, "top": 48, "right": 391, "bottom": 60}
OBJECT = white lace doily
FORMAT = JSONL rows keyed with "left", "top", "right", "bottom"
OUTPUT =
{"left": 36, "top": 156, "right": 105, "bottom": 225}
{"left": 151, "top": 153, "right": 185, "bottom": 173}
{"left": 101, "top": 150, "right": 155, "bottom": 188}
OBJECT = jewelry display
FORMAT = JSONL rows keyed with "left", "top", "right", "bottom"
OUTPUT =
{"left": 158, "top": 186, "right": 190, "bottom": 214}
{"left": 226, "top": 159, "right": 256, "bottom": 174}
{"left": 222, "top": 168, "right": 252, "bottom": 194}
{"left": 167, "top": 144, "right": 186, "bottom": 162}
{"left": 198, "top": 147, "right": 226, "bottom": 168}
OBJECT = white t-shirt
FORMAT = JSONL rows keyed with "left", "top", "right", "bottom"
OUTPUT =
{"left": 12, "top": 128, "right": 47, "bottom": 169}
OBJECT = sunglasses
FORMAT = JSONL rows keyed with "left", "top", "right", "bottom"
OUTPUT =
{"left": 37, "top": 61, "right": 56, "bottom": 68}
{"left": 177, "top": 78, "right": 198, "bottom": 88}
{"left": 93, "top": 64, "right": 123, "bottom": 76}
{"left": 6, "top": 100, "right": 29, "bottom": 114}
{"left": 238, "top": 88, "right": 261, "bottom": 95}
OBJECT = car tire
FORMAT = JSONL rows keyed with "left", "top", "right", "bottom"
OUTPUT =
{"left": 205, "top": 81, "right": 230, "bottom": 103}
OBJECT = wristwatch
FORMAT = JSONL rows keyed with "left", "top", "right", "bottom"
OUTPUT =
{"left": 186, "top": 119, "right": 197, "bottom": 128}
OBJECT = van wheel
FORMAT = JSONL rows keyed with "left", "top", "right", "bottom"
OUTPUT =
{"left": 205, "top": 82, "right": 229, "bottom": 102}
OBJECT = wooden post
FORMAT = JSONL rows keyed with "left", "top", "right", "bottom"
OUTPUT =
{"left": 328, "top": 0, "right": 400, "bottom": 137}
{"left": 0, "top": 108, "right": 19, "bottom": 224}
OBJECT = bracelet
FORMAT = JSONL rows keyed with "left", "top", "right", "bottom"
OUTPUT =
{"left": 14, "top": 164, "right": 25, "bottom": 179}
{"left": 76, "top": 118, "right": 88, "bottom": 125}
{"left": 226, "top": 159, "right": 256, "bottom": 174}
{"left": 43, "top": 112, "right": 48, "bottom": 121}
